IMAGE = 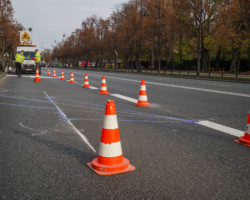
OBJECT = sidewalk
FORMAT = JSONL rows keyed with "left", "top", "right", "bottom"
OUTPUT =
{"left": 0, "top": 70, "right": 6, "bottom": 79}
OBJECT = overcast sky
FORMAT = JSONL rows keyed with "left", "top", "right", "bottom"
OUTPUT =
{"left": 12, "top": 0, "right": 128, "bottom": 50}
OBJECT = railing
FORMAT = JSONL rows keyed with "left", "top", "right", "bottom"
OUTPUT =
{"left": 63, "top": 66, "right": 250, "bottom": 81}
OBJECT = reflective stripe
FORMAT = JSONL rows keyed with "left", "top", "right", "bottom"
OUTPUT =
{"left": 246, "top": 124, "right": 250, "bottom": 134}
{"left": 15, "top": 53, "right": 25, "bottom": 63}
{"left": 140, "top": 85, "right": 146, "bottom": 90}
{"left": 138, "top": 95, "right": 148, "bottom": 101}
{"left": 99, "top": 141, "right": 122, "bottom": 157}
{"left": 103, "top": 115, "right": 118, "bottom": 129}
{"left": 101, "top": 87, "right": 107, "bottom": 90}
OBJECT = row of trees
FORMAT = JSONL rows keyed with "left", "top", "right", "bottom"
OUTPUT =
{"left": 0, "top": 0, "right": 22, "bottom": 71}
{"left": 52, "top": 0, "right": 249, "bottom": 73}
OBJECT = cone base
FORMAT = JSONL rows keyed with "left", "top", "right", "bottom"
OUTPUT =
{"left": 34, "top": 78, "right": 41, "bottom": 82}
{"left": 234, "top": 137, "right": 250, "bottom": 147}
{"left": 87, "top": 157, "right": 135, "bottom": 176}
{"left": 99, "top": 91, "right": 109, "bottom": 95}
{"left": 60, "top": 77, "right": 65, "bottom": 80}
{"left": 83, "top": 85, "right": 90, "bottom": 88}
{"left": 135, "top": 101, "right": 150, "bottom": 107}
{"left": 69, "top": 80, "right": 75, "bottom": 83}
{"left": 52, "top": 75, "right": 57, "bottom": 77}
{"left": 47, "top": 74, "right": 51, "bottom": 76}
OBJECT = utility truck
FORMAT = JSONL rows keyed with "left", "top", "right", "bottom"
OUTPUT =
{"left": 16, "top": 43, "right": 37, "bottom": 74}
{"left": 9, "top": 30, "right": 39, "bottom": 74}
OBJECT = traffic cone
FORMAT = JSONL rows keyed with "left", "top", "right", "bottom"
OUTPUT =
{"left": 82, "top": 73, "right": 90, "bottom": 88}
{"left": 47, "top": 69, "right": 51, "bottom": 76}
{"left": 52, "top": 69, "right": 57, "bottom": 77}
{"left": 69, "top": 72, "right": 75, "bottom": 83}
{"left": 34, "top": 68, "right": 41, "bottom": 82}
{"left": 234, "top": 110, "right": 250, "bottom": 147}
{"left": 99, "top": 75, "right": 109, "bottom": 95}
{"left": 60, "top": 70, "right": 65, "bottom": 80}
{"left": 87, "top": 100, "right": 135, "bottom": 175}
{"left": 135, "top": 80, "right": 150, "bottom": 106}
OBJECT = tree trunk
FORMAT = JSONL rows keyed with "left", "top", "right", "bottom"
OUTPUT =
{"left": 151, "top": 42, "right": 155, "bottom": 68}
{"left": 230, "top": 46, "right": 241, "bottom": 73}
{"left": 201, "top": 47, "right": 209, "bottom": 72}
{"left": 215, "top": 47, "right": 221, "bottom": 71}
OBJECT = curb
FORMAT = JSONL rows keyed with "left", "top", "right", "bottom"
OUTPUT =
{"left": 0, "top": 72, "right": 6, "bottom": 79}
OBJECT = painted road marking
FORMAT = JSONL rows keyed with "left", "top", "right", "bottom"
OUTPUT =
{"left": 85, "top": 73, "right": 250, "bottom": 98}
{"left": 6, "top": 74, "right": 55, "bottom": 78}
{"left": 0, "top": 94, "right": 49, "bottom": 102}
{"left": 43, "top": 91, "right": 96, "bottom": 153}
{"left": 110, "top": 94, "right": 137, "bottom": 103}
{"left": 197, "top": 121, "right": 244, "bottom": 137}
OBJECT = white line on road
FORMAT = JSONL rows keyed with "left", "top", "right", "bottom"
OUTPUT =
{"left": 110, "top": 94, "right": 137, "bottom": 103}
{"left": 197, "top": 121, "right": 244, "bottom": 137}
{"left": 6, "top": 74, "right": 55, "bottom": 78}
{"left": 85, "top": 73, "right": 250, "bottom": 98}
{"left": 43, "top": 91, "right": 96, "bottom": 153}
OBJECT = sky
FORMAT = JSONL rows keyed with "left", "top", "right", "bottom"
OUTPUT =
{"left": 11, "top": 0, "right": 128, "bottom": 51}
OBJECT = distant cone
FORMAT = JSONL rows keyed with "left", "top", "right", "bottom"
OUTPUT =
{"left": 52, "top": 69, "right": 57, "bottom": 77}
{"left": 47, "top": 69, "right": 51, "bottom": 76}
{"left": 69, "top": 72, "right": 75, "bottom": 83}
{"left": 135, "top": 80, "right": 150, "bottom": 106}
{"left": 60, "top": 70, "right": 65, "bottom": 80}
{"left": 82, "top": 73, "right": 90, "bottom": 88}
{"left": 234, "top": 110, "right": 250, "bottom": 147}
{"left": 34, "top": 68, "right": 41, "bottom": 82}
{"left": 99, "top": 75, "right": 109, "bottom": 94}
{"left": 87, "top": 100, "right": 135, "bottom": 175}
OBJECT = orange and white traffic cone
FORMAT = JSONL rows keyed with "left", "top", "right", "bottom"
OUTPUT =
{"left": 60, "top": 70, "right": 65, "bottom": 80}
{"left": 34, "top": 68, "right": 41, "bottom": 82}
{"left": 82, "top": 73, "right": 90, "bottom": 88}
{"left": 135, "top": 80, "right": 150, "bottom": 106}
{"left": 69, "top": 72, "right": 75, "bottom": 83}
{"left": 52, "top": 69, "right": 57, "bottom": 77}
{"left": 87, "top": 100, "right": 135, "bottom": 175}
{"left": 99, "top": 75, "right": 109, "bottom": 95}
{"left": 234, "top": 110, "right": 250, "bottom": 147}
{"left": 47, "top": 69, "right": 51, "bottom": 76}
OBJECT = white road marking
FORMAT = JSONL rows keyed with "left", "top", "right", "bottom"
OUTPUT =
{"left": 86, "top": 74, "right": 250, "bottom": 98}
{"left": 6, "top": 74, "right": 55, "bottom": 78}
{"left": 197, "top": 121, "right": 244, "bottom": 137}
{"left": 202, "top": 83, "right": 231, "bottom": 87}
{"left": 89, "top": 86, "right": 98, "bottom": 90}
{"left": 43, "top": 91, "right": 96, "bottom": 153}
{"left": 110, "top": 94, "right": 137, "bottom": 103}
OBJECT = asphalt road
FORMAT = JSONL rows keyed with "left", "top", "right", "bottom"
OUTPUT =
{"left": 0, "top": 68, "right": 249, "bottom": 200}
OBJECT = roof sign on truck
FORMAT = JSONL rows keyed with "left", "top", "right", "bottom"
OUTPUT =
{"left": 20, "top": 31, "right": 32, "bottom": 43}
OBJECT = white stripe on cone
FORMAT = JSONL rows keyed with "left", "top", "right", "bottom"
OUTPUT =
{"left": 138, "top": 96, "right": 148, "bottom": 101}
{"left": 140, "top": 85, "right": 146, "bottom": 90}
{"left": 99, "top": 141, "right": 123, "bottom": 157}
{"left": 103, "top": 115, "right": 119, "bottom": 129}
